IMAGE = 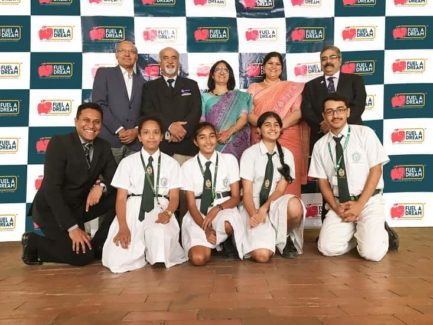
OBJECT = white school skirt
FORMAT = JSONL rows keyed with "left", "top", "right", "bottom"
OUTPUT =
{"left": 102, "top": 196, "right": 187, "bottom": 273}
{"left": 181, "top": 198, "right": 245, "bottom": 259}
{"left": 240, "top": 194, "right": 305, "bottom": 258}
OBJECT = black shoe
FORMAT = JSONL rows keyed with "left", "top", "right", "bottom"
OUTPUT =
{"left": 281, "top": 236, "right": 298, "bottom": 259}
{"left": 221, "top": 237, "right": 238, "bottom": 258}
{"left": 385, "top": 222, "right": 399, "bottom": 251}
{"left": 21, "top": 232, "right": 42, "bottom": 265}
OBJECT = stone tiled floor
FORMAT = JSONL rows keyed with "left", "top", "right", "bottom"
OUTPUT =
{"left": 1, "top": 228, "right": 433, "bottom": 324}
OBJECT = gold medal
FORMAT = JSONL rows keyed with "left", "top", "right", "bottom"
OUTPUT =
{"left": 205, "top": 179, "right": 212, "bottom": 189}
{"left": 146, "top": 166, "right": 153, "bottom": 175}
{"left": 338, "top": 168, "right": 345, "bottom": 177}
{"left": 264, "top": 179, "right": 270, "bottom": 189}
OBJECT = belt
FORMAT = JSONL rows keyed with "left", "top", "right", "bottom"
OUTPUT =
{"left": 337, "top": 189, "right": 383, "bottom": 202}
{"left": 195, "top": 191, "right": 231, "bottom": 199}
{"left": 128, "top": 193, "right": 169, "bottom": 199}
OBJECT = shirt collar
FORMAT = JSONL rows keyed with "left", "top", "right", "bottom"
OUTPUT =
{"left": 198, "top": 151, "right": 217, "bottom": 165}
{"left": 259, "top": 141, "right": 278, "bottom": 156}
{"left": 328, "top": 123, "right": 349, "bottom": 141}
{"left": 163, "top": 75, "right": 177, "bottom": 83}
{"left": 140, "top": 148, "right": 160, "bottom": 162}
{"left": 119, "top": 64, "right": 136, "bottom": 77}
{"left": 78, "top": 135, "right": 92, "bottom": 146}
{"left": 324, "top": 70, "right": 340, "bottom": 81}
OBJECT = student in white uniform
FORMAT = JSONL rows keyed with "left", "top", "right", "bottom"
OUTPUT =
{"left": 308, "top": 93, "right": 390, "bottom": 262}
{"left": 181, "top": 122, "right": 245, "bottom": 266}
{"left": 240, "top": 112, "right": 305, "bottom": 263}
{"left": 102, "top": 117, "right": 187, "bottom": 273}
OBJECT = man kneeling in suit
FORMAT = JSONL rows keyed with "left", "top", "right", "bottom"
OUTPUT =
{"left": 22, "top": 102, "right": 117, "bottom": 266}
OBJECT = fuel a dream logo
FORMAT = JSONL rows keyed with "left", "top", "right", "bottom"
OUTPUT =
{"left": 342, "top": 26, "right": 376, "bottom": 41}
{"left": 390, "top": 164, "right": 424, "bottom": 181}
{"left": 342, "top": 0, "right": 376, "bottom": 6}
{"left": 365, "top": 94, "right": 375, "bottom": 111}
{"left": 290, "top": 0, "right": 322, "bottom": 7}
{"left": 305, "top": 203, "right": 322, "bottom": 218}
{"left": 290, "top": 27, "right": 325, "bottom": 42}
{"left": 293, "top": 62, "right": 322, "bottom": 77}
{"left": 89, "top": 26, "right": 125, "bottom": 42}
{"left": 37, "top": 99, "right": 72, "bottom": 115}
{"left": 38, "top": 62, "right": 73, "bottom": 79}
{"left": 38, "top": 0, "right": 73, "bottom": 4}
{"left": 0, "top": 63, "right": 21, "bottom": 79}
{"left": 246, "top": 63, "right": 263, "bottom": 78}
{"left": 394, "top": 0, "right": 427, "bottom": 6}
{"left": 194, "top": 0, "right": 226, "bottom": 5}
{"left": 0, "top": 25, "right": 21, "bottom": 41}
{"left": 391, "top": 128, "right": 425, "bottom": 144}
{"left": 141, "top": 0, "right": 176, "bottom": 5}
{"left": 240, "top": 0, "right": 275, "bottom": 9}
{"left": 194, "top": 27, "right": 230, "bottom": 42}
{"left": 0, "top": 138, "right": 19, "bottom": 153}
{"left": 0, "top": 176, "right": 17, "bottom": 192}
{"left": 0, "top": 0, "right": 21, "bottom": 4}
{"left": 88, "top": 0, "right": 123, "bottom": 4}
{"left": 393, "top": 25, "right": 427, "bottom": 40}
{"left": 341, "top": 60, "right": 375, "bottom": 75}
{"left": 0, "top": 100, "right": 20, "bottom": 116}
{"left": 143, "top": 27, "right": 177, "bottom": 42}
{"left": 392, "top": 59, "right": 426, "bottom": 74}
{"left": 245, "top": 28, "right": 278, "bottom": 42}
{"left": 39, "top": 26, "right": 74, "bottom": 41}
{"left": 390, "top": 203, "right": 425, "bottom": 220}
{"left": 0, "top": 214, "right": 16, "bottom": 231}
{"left": 391, "top": 93, "right": 425, "bottom": 109}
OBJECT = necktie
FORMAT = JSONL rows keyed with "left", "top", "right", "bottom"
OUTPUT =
{"left": 334, "top": 137, "right": 350, "bottom": 203}
{"left": 327, "top": 76, "right": 335, "bottom": 93}
{"left": 167, "top": 78, "right": 175, "bottom": 90}
{"left": 83, "top": 143, "right": 92, "bottom": 168}
{"left": 259, "top": 153, "right": 275, "bottom": 206}
{"left": 200, "top": 161, "right": 213, "bottom": 215}
{"left": 139, "top": 156, "right": 154, "bottom": 221}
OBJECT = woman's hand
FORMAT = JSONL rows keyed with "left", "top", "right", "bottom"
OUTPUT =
{"left": 217, "top": 129, "right": 232, "bottom": 144}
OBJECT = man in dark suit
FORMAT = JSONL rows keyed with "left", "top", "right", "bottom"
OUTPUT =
{"left": 301, "top": 45, "right": 367, "bottom": 153}
{"left": 92, "top": 40, "right": 145, "bottom": 163}
{"left": 141, "top": 47, "right": 201, "bottom": 164}
{"left": 22, "top": 103, "right": 117, "bottom": 266}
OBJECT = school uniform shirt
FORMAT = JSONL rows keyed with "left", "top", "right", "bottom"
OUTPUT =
{"left": 180, "top": 151, "right": 245, "bottom": 257}
{"left": 239, "top": 141, "right": 305, "bottom": 256}
{"left": 102, "top": 148, "right": 186, "bottom": 273}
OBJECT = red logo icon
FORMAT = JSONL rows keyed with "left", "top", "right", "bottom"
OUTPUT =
{"left": 197, "top": 65, "right": 210, "bottom": 77}
{"left": 35, "top": 175, "right": 44, "bottom": 190}
{"left": 291, "top": 0, "right": 304, "bottom": 5}
{"left": 343, "top": 0, "right": 357, "bottom": 5}
{"left": 38, "top": 64, "right": 53, "bottom": 77}
{"left": 36, "top": 137, "right": 50, "bottom": 153}
{"left": 89, "top": 27, "right": 105, "bottom": 41}
{"left": 89, "top": 0, "right": 102, "bottom": 3}
{"left": 392, "top": 60, "right": 406, "bottom": 73}
{"left": 342, "top": 27, "right": 356, "bottom": 40}
{"left": 341, "top": 62, "right": 356, "bottom": 74}
{"left": 39, "top": 0, "right": 52, "bottom": 4}
{"left": 291, "top": 28, "right": 305, "bottom": 41}
{"left": 242, "top": 0, "right": 257, "bottom": 8}
{"left": 194, "top": 0, "right": 207, "bottom": 4}
{"left": 306, "top": 204, "right": 319, "bottom": 218}
{"left": 294, "top": 64, "right": 307, "bottom": 76}
{"left": 247, "top": 64, "right": 261, "bottom": 78}
{"left": 143, "top": 64, "right": 160, "bottom": 78}
{"left": 143, "top": 28, "right": 157, "bottom": 41}
{"left": 391, "top": 95, "right": 406, "bottom": 108}
{"left": 39, "top": 27, "right": 53, "bottom": 40}
{"left": 37, "top": 100, "right": 52, "bottom": 114}
{"left": 142, "top": 0, "right": 156, "bottom": 4}
{"left": 194, "top": 28, "right": 209, "bottom": 41}
{"left": 393, "top": 27, "right": 407, "bottom": 39}
{"left": 394, "top": 0, "right": 408, "bottom": 5}
{"left": 245, "top": 29, "right": 259, "bottom": 41}
{"left": 390, "top": 166, "right": 405, "bottom": 180}
{"left": 391, "top": 129, "right": 405, "bottom": 143}
{"left": 390, "top": 204, "right": 404, "bottom": 219}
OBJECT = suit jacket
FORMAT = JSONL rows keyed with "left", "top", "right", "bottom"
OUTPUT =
{"left": 301, "top": 72, "right": 367, "bottom": 151}
{"left": 141, "top": 76, "right": 201, "bottom": 156}
{"left": 32, "top": 131, "right": 117, "bottom": 231}
{"left": 92, "top": 65, "right": 145, "bottom": 151}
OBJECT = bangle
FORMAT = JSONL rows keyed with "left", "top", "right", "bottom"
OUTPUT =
{"left": 217, "top": 204, "right": 224, "bottom": 211}
{"left": 164, "top": 209, "right": 173, "bottom": 217}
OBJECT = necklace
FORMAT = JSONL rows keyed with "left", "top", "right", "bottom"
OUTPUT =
{"left": 211, "top": 90, "right": 228, "bottom": 96}
{"left": 263, "top": 79, "right": 280, "bottom": 86}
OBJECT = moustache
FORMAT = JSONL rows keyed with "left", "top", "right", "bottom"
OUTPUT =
{"left": 325, "top": 63, "right": 334, "bottom": 68}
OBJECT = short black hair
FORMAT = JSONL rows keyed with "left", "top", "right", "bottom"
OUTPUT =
{"left": 207, "top": 60, "right": 236, "bottom": 91}
{"left": 76, "top": 102, "right": 103, "bottom": 119}
{"left": 194, "top": 122, "right": 216, "bottom": 139}
{"left": 138, "top": 115, "right": 162, "bottom": 133}
{"left": 322, "top": 93, "right": 350, "bottom": 111}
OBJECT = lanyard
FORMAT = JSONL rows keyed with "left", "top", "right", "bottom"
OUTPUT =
{"left": 197, "top": 153, "right": 219, "bottom": 201}
{"left": 140, "top": 152, "right": 162, "bottom": 206}
{"left": 327, "top": 126, "right": 351, "bottom": 175}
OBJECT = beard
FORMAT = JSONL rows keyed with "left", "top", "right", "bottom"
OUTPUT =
{"left": 164, "top": 66, "right": 178, "bottom": 76}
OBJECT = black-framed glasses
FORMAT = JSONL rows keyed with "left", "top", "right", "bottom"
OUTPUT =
{"left": 320, "top": 55, "right": 340, "bottom": 62}
{"left": 324, "top": 107, "right": 348, "bottom": 116}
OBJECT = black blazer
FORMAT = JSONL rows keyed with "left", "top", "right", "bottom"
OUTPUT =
{"left": 140, "top": 76, "right": 201, "bottom": 156}
{"left": 92, "top": 65, "right": 145, "bottom": 151}
{"left": 32, "top": 131, "right": 117, "bottom": 231}
{"left": 301, "top": 72, "right": 367, "bottom": 151}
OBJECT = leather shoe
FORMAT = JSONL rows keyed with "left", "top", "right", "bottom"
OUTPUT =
{"left": 21, "top": 232, "right": 42, "bottom": 265}
{"left": 221, "top": 236, "right": 238, "bottom": 258}
{"left": 281, "top": 236, "right": 298, "bottom": 259}
{"left": 385, "top": 222, "right": 399, "bottom": 251}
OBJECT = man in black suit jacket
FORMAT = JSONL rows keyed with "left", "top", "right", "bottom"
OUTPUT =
{"left": 22, "top": 103, "right": 117, "bottom": 266}
{"left": 92, "top": 40, "right": 145, "bottom": 163}
{"left": 141, "top": 47, "right": 201, "bottom": 162}
{"left": 301, "top": 45, "right": 367, "bottom": 153}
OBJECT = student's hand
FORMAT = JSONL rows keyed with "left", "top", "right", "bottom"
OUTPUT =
{"left": 341, "top": 201, "right": 362, "bottom": 222}
{"left": 202, "top": 207, "right": 219, "bottom": 230}
{"left": 205, "top": 227, "right": 217, "bottom": 245}
{"left": 249, "top": 208, "right": 267, "bottom": 228}
{"left": 217, "top": 129, "right": 232, "bottom": 144}
{"left": 86, "top": 186, "right": 103, "bottom": 212}
{"left": 156, "top": 211, "right": 170, "bottom": 224}
{"left": 113, "top": 226, "right": 131, "bottom": 249}
{"left": 69, "top": 228, "right": 92, "bottom": 254}
{"left": 118, "top": 128, "right": 138, "bottom": 144}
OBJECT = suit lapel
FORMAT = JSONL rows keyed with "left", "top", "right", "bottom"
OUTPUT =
{"left": 336, "top": 72, "right": 348, "bottom": 93}
{"left": 72, "top": 132, "right": 90, "bottom": 171}
{"left": 115, "top": 66, "right": 130, "bottom": 101}
{"left": 130, "top": 72, "right": 141, "bottom": 103}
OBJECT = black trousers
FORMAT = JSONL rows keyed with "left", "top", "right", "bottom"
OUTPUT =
{"left": 32, "top": 191, "right": 116, "bottom": 266}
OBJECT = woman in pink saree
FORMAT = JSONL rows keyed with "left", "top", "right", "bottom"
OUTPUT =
{"left": 247, "top": 52, "right": 309, "bottom": 198}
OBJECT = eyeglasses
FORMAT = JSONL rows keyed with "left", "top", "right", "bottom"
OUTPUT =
{"left": 320, "top": 55, "right": 340, "bottom": 62}
{"left": 117, "top": 49, "right": 137, "bottom": 55}
{"left": 324, "top": 107, "right": 348, "bottom": 116}
{"left": 214, "top": 67, "right": 229, "bottom": 74}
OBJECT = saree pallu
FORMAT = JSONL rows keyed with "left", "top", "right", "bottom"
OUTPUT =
{"left": 248, "top": 81, "right": 309, "bottom": 198}
{"left": 202, "top": 90, "right": 252, "bottom": 161}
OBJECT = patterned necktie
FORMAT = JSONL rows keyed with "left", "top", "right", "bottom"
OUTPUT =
{"left": 200, "top": 161, "right": 213, "bottom": 215}
{"left": 167, "top": 78, "right": 175, "bottom": 90}
{"left": 334, "top": 137, "right": 350, "bottom": 203}
{"left": 139, "top": 156, "right": 154, "bottom": 221}
{"left": 327, "top": 76, "right": 336, "bottom": 93}
{"left": 83, "top": 143, "right": 92, "bottom": 168}
{"left": 259, "top": 153, "right": 275, "bottom": 206}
